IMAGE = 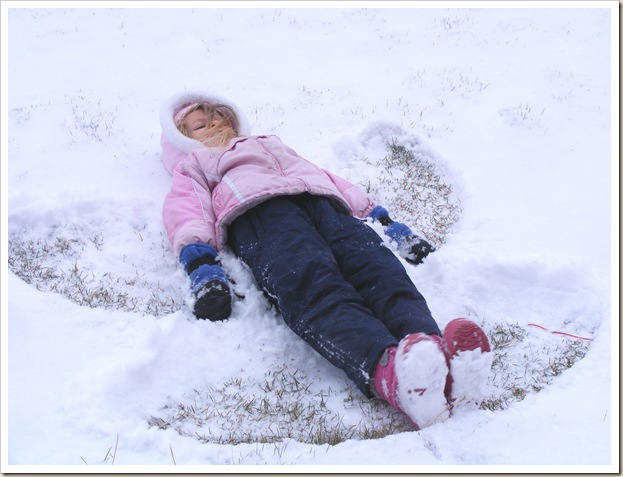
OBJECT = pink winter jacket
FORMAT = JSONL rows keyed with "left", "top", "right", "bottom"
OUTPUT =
{"left": 160, "top": 91, "right": 376, "bottom": 256}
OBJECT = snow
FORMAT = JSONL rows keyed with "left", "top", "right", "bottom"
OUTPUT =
{"left": 2, "top": 1, "right": 618, "bottom": 472}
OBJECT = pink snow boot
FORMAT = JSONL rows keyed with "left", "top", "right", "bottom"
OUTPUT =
{"left": 372, "top": 333, "right": 450, "bottom": 430}
{"left": 441, "top": 318, "right": 493, "bottom": 414}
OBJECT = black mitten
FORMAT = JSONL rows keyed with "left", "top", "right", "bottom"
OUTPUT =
{"left": 402, "top": 235, "right": 436, "bottom": 265}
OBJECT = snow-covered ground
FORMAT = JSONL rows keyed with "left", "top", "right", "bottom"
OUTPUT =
{"left": 2, "top": 2, "right": 619, "bottom": 472}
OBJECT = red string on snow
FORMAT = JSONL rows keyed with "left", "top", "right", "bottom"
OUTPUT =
{"left": 528, "top": 323, "right": 593, "bottom": 341}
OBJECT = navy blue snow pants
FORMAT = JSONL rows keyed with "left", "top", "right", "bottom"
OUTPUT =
{"left": 227, "top": 194, "right": 441, "bottom": 397}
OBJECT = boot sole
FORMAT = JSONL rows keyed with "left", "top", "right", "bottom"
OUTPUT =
{"left": 395, "top": 337, "right": 450, "bottom": 430}
{"left": 443, "top": 319, "right": 493, "bottom": 414}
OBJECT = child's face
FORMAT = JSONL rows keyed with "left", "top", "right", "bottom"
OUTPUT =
{"left": 182, "top": 109, "right": 234, "bottom": 142}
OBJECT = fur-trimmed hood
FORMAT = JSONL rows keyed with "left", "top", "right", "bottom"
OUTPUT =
{"left": 159, "top": 90, "right": 252, "bottom": 174}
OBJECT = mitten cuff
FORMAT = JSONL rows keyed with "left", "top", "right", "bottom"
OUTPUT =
{"left": 180, "top": 243, "right": 220, "bottom": 274}
{"left": 368, "top": 205, "right": 390, "bottom": 223}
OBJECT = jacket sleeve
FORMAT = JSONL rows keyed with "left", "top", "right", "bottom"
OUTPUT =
{"left": 322, "top": 169, "right": 376, "bottom": 219}
{"left": 162, "top": 162, "right": 217, "bottom": 256}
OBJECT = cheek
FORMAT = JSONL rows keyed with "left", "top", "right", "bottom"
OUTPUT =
{"left": 217, "top": 118, "right": 231, "bottom": 128}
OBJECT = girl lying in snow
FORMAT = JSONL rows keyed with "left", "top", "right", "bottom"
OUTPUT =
{"left": 159, "top": 91, "right": 492, "bottom": 430}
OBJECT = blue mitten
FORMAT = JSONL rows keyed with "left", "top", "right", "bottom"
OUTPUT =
{"left": 385, "top": 221, "right": 414, "bottom": 248}
{"left": 368, "top": 205, "right": 392, "bottom": 225}
{"left": 368, "top": 205, "right": 436, "bottom": 265}
{"left": 179, "top": 243, "right": 232, "bottom": 321}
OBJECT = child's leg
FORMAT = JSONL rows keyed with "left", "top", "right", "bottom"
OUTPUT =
{"left": 299, "top": 196, "right": 442, "bottom": 339}
{"left": 227, "top": 195, "right": 398, "bottom": 396}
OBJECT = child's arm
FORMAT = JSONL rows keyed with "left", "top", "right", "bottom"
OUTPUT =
{"left": 321, "top": 169, "right": 376, "bottom": 219}
{"left": 163, "top": 166, "right": 233, "bottom": 321}
{"left": 162, "top": 163, "right": 218, "bottom": 256}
